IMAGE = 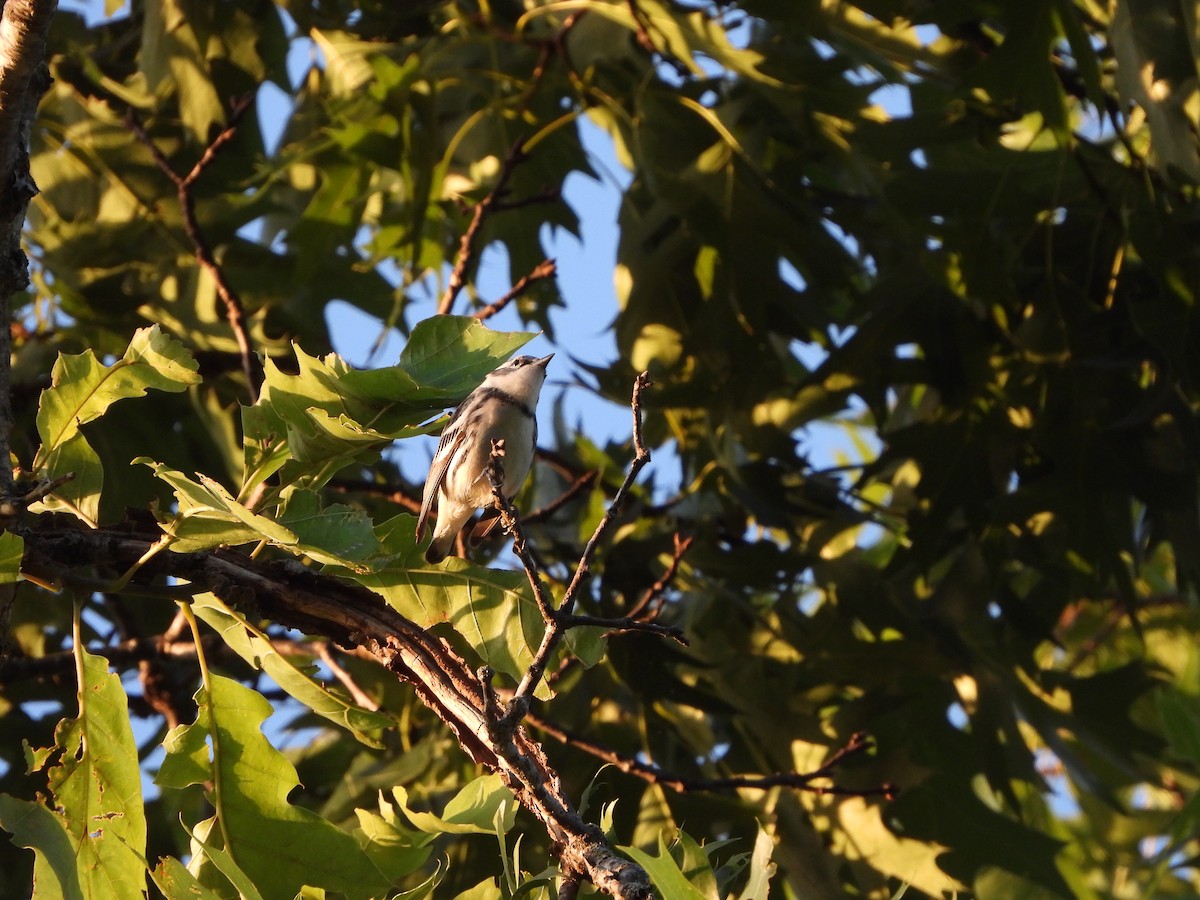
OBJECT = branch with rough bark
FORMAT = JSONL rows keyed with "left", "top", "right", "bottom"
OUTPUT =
{"left": 15, "top": 523, "right": 652, "bottom": 898}
{"left": 0, "top": 0, "right": 57, "bottom": 659}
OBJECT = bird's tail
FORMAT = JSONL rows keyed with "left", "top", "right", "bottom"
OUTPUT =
{"left": 424, "top": 533, "right": 455, "bottom": 565}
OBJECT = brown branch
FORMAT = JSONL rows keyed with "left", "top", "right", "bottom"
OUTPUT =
{"left": 438, "top": 137, "right": 558, "bottom": 316}
{"left": 0, "top": 0, "right": 57, "bottom": 497}
{"left": 528, "top": 715, "right": 896, "bottom": 800}
{"left": 315, "top": 640, "right": 380, "bottom": 711}
{"left": 523, "top": 469, "right": 597, "bottom": 524}
{"left": 126, "top": 96, "right": 260, "bottom": 403}
{"left": 328, "top": 477, "right": 423, "bottom": 515}
{"left": 473, "top": 258, "right": 557, "bottom": 322}
{"left": 438, "top": 138, "right": 526, "bottom": 315}
{"left": 624, "top": 533, "right": 692, "bottom": 621}
{"left": 517, "top": 10, "right": 587, "bottom": 117}
{"left": 560, "top": 372, "right": 652, "bottom": 616}
{"left": 487, "top": 374, "right": 655, "bottom": 717}
{"left": 0, "top": 0, "right": 57, "bottom": 664}
{"left": 17, "top": 524, "right": 652, "bottom": 899}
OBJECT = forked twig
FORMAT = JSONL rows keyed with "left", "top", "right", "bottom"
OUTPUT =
{"left": 126, "top": 96, "right": 259, "bottom": 403}
{"left": 484, "top": 373, "right": 668, "bottom": 723}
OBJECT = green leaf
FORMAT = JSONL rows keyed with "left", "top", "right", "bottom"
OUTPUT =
{"left": 392, "top": 774, "right": 517, "bottom": 836}
{"left": 621, "top": 833, "right": 710, "bottom": 900}
{"left": 278, "top": 489, "right": 381, "bottom": 569}
{"left": 0, "top": 795, "right": 85, "bottom": 900}
{"left": 1158, "top": 688, "right": 1200, "bottom": 763}
{"left": 149, "top": 856, "right": 224, "bottom": 900}
{"left": 0, "top": 650, "right": 147, "bottom": 900}
{"left": 189, "top": 592, "right": 392, "bottom": 746}
{"left": 736, "top": 826, "right": 776, "bottom": 900}
{"left": 34, "top": 325, "right": 200, "bottom": 469}
{"left": 181, "top": 817, "right": 266, "bottom": 900}
{"left": 390, "top": 315, "right": 534, "bottom": 395}
{"left": 158, "top": 674, "right": 390, "bottom": 899}
{"left": 138, "top": 458, "right": 299, "bottom": 551}
{"left": 0, "top": 531, "right": 23, "bottom": 583}
{"left": 347, "top": 516, "right": 546, "bottom": 691}
{"left": 352, "top": 793, "right": 436, "bottom": 879}
{"left": 30, "top": 326, "right": 199, "bottom": 522}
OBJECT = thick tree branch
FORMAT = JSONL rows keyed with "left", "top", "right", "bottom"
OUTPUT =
{"left": 0, "top": 0, "right": 56, "bottom": 495}
{"left": 0, "top": 0, "right": 57, "bottom": 662}
{"left": 16, "top": 524, "right": 652, "bottom": 899}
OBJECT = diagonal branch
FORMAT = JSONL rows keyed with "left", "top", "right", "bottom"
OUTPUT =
{"left": 437, "top": 137, "right": 559, "bottom": 316}
{"left": 623, "top": 532, "right": 693, "bottom": 621}
{"left": 18, "top": 523, "right": 652, "bottom": 899}
{"left": 487, "top": 373, "right": 657, "bottom": 718}
{"left": 473, "top": 257, "right": 557, "bottom": 322}
{"left": 126, "top": 96, "right": 260, "bottom": 403}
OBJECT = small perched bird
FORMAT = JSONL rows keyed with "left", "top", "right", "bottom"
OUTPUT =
{"left": 417, "top": 353, "right": 553, "bottom": 564}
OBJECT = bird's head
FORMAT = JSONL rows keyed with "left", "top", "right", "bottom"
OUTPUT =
{"left": 483, "top": 353, "right": 554, "bottom": 402}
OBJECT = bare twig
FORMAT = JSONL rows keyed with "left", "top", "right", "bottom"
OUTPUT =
{"left": 126, "top": 96, "right": 260, "bottom": 403}
{"left": 516, "top": 10, "right": 586, "bottom": 116}
{"left": 473, "top": 258, "right": 557, "bottom": 322}
{"left": 560, "top": 372, "right": 653, "bottom": 617}
{"left": 316, "top": 640, "right": 380, "bottom": 711}
{"left": 438, "top": 138, "right": 528, "bottom": 315}
{"left": 487, "top": 449, "right": 558, "bottom": 625}
{"left": 438, "top": 137, "right": 558, "bottom": 316}
{"left": 328, "top": 477, "right": 423, "bottom": 514}
{"left": 523, "top": 468, "right": 597, "bottom": 524}
{"left": 487, "top": 373, "right": 655, "bottom": 717}
{"left": 528, "top": 715, "right": 896, "bottom": 799}
{"left": 624, "top": 532, "right": 693, "bottom": 621}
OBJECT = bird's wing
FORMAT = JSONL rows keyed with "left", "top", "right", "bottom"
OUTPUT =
{"left": 416, "top": 407, "right": 468, "bottom": 539}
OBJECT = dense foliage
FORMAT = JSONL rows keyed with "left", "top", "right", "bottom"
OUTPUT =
{"left": 2, "top": 0, "right": 1200, "bottom": 897}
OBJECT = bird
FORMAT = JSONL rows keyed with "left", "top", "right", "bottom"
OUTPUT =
{"left": 416, "top": 353, "right": 553, "bottom": 564}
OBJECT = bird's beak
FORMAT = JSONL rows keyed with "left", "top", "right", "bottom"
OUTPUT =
{"left": 536, "top": 354, "right": 554, "bottom": 368}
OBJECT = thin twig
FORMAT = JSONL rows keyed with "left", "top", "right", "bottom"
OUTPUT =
{"left": 316, "top": 641, "right": 380, "bottom": 711}
{"left": 487, "top": 449, "right": 558, "bottom": 624}
{"left": 438, "top": 138, "right": 529, "bottom": 315}
{"left": 528, "top": 714, "right": 896, "bottom": 799}
{"left": 560, "top": 372, "right": 652, "bottom": 618}
{"left": 487, "top": 374, "right": 654, "bottom": 718}
{"left": 517, "top": 10, "right": 587, "bottom": 116}
{"left": 473, "top": 258, "right": 557, "bottom": 322}
{"left": 126, "top": 96, "right": 260, "bottom": 403}
{"left": 522, "top": 469, "right": 597, "bottom": 524}
{"left": 328, "top": 477, "right": 423, "bottom": 514}
{"left": 624, "top": 532, "right": 693, "bottom": 621}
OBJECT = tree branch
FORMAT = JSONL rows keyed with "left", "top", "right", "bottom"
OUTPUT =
{"left": 0, "top": 0, "right": 56, "bottom": 495}
{"left": 528, "top": 714, "right": 896, "bottom": 799}
{"left": 126, "top": 96, "right": 260, "bottom": 403}
{"left": 486, "top": 374, "right": 657, "bottom": 717}
{"left": 17, "top": 524, "right": 652, "bottom": 899}
{"left": 473, "top": 257, "right": 557, "bottom": 322}
{"left": 437, "top": 138, "right": 559, "bottom": 316}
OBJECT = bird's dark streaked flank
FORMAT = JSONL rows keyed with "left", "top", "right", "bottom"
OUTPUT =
{"left": 416, "top": 353, "right": 553, "bottom": 564}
